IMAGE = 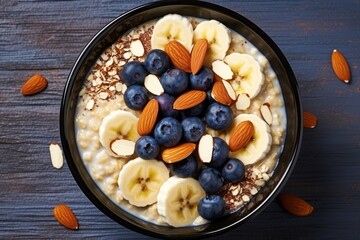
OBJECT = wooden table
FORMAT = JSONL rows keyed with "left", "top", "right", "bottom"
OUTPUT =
{"left": 1, "top": 0, "right": 359, "bottom": 239}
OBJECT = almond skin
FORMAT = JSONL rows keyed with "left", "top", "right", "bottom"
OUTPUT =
{"left": 21, "top": 74, "right": 48, "bottom": 96}
{"left": 277, "top": 193, "right": 314, "bottom": 217}
{"left": 173, "top": 90, "right": 206, "bottom": 110}
{"left": 331, "top": 49, "right": 350, "bottom": 83}
{"left": 165, "top": 40, "right": 191, "bottom": 73}
{"left": 53, "top": 204, "right": 79, "bottom": 230}
{"left": 211, "top": 81, "right": 234, "bottom": 106}
{"left": 191, "top": 39, "right": 208, "bottom": 74}
{"left": 162, "top": 143, "right": 196, "bottom": 163}
{"left": 228, "top": 120, "right": 254, "bottom": 152}
{"left": 303, "top": 111, "right": 317, "bottom": 129}
{"left": 137, "top": 99, "right": 159, "bottom": 135}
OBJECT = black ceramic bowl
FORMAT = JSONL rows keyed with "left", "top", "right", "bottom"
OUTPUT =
{"left": 60, "top": 0, "right": 302, "bottom": 239}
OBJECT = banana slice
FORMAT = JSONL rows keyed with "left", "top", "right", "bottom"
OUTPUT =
{"left": 193, "top": 20, "right": 231, "bottom": 66}
{"left": 157, "top": 176, "right": 206, "bottom": 227}
{"left": 226, "top": 114, "right": 272, "bottom": 165}
{"left": 151, "top": 14, "right": 194, "bottom": 51}
{"left": 118, "top": 157, "right": 169, "bottom": 207}
{"left": 224, "top": 53, "right": 264, "bottom": 99}
{"left": 99, "top": 110, "right": 140, "bottom": 158}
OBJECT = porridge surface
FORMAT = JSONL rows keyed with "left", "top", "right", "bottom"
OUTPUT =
{"left": 75, "top": 16, "right": 286, "bottom": 226}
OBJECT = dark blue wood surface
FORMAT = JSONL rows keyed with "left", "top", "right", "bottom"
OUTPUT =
{"left": 0, "top": 0, "right": 359, "bottom": 239}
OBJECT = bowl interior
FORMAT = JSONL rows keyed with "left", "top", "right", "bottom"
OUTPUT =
{"left": 60, "top": 1, "right": 302, "bottom": 238}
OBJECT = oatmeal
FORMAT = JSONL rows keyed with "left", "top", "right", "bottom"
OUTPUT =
{"left": 75, "top": 14, "right": 286, "bottom": 227}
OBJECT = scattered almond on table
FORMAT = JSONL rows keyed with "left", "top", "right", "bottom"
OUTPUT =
{"left": 53, "top": 204, "right": 79, "bottom": 230}
{"left": 331, "top": 49, "right": 351, "bottom": 84}
{"left": 20, "top": 74, "right": 48, "bottom": 96}
{"left": 277, "top": 193, "right": 314, "bottom": 217}
{"left": 303, "top": 111, "right": 318, "bottom": 129}
{"left": 49, "top": 142, "right": 64, "bottom": 169}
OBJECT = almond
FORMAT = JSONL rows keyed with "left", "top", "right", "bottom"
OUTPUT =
{"left": 165, "top": 40, "right": 191, "bottom": 73}
{"left": 211, "top": 81, "right": 234, "bottom": 106}
{"left": 213, "top": 73, "right": 223, "bottom": 82}
{"left": 228, "top": 120, "right": 254, "bottom": 152}
{"left": 260, "top": 102, "right": 273, "bottom": 125}
{"left": 137, "top": 99, "right": 159, "bottom": 135}
{"left": 21, "top": 74, "right": 48, "bottom": 96}
{"left": 191, "top": 39, "right": 208, "bottom": 74}
{"left": 162, "top": 143, "right": 196, "bottom": 163}
{"left": 277, "top": 193, "right": 314, "bottom": 217}
{"left": 303, "top": 111, "right": 317, "bottom": 129}
{"left": 173, "top": 90, "right": 206, "bottom": 110}
{"left": 331, "top": 49, "right": 350, "bottom": 83}
{"left": 53, "top": 204, "right": 79, "bottom": 230}
{"left": 49, "top": 142, "right": 64, "bottom": 169}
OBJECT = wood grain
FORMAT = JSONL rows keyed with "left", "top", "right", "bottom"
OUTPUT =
{"left": 1, "top": 0, "right": 359, "bottom": 239}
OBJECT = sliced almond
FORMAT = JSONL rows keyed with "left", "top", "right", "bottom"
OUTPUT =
{"left": 191, "top": 39, "right": 208, "bottom": 74}
{"left": 331, "top": 49, "right": 350, "bottom": 83}
{"left": 222, "top": 80, "right": 236, "bottom": 100}
{"left": 228, "top": 120, "right": 254, "bottom": 152}
{"left": 260, "top": 103, "right": 273, "bottom": 125}
{"left": 212, "top": 60, "right": 233, "bottom": 80}
{"left": 173, "top": 90, "right": 206, "bottom": 110}
{"left": 49, "top": 142, "right": 64, "bottom": 169}
{"left": 137, "top": 99, "right": 159, "bottom": 135}
{"left": 198, "top": 134, "right": 213, "bottom": 163}
{"left": 211, "top": 81, "right": 234, "bottom": 106}
{"left": 303, "top": 111, "right": 317, "bottom": 128}
{"left": 130, "top": 39, "right": 144, "bottom": 57}
{"left": 53, "top": 204, "right": 79, "bottom": 230}
{"left": 85, "top": 99, "right": 95, "bottom": 110}
{"left": 144, "top": 74, "right": 164, "bottom": 96}
{"left": 277, "top": 193, "right": 314, "bottom": 217}
{"left": 110, "top": 139, "right": 135, "bottom": 157}
{"left": 162, "top": 143, "right": 196, "bottom": 163}
{"left": 235, "top": 93, "right": 250, "bottom": 110}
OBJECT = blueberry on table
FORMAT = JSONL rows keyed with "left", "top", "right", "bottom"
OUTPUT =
{"left": 198, "top": 195, "right": 226, "bottom": 220}
{"left": 155, "top": 93, "right": 179, "bottom": 118}
{"left": 135, "top": 136, "right": 160, "bottom": 159}
{"left": 181, "top": 117, "right": 205, "bottom": 143}
{"left": 123, "top": 85, "right": 148, "bottom": 110}
{"left": 170, "top": 154, "right": 198, "bottom": 178}
{"left": 189, "top": 66, "right": 214, "bottom": 91}
{"left": 205, "top": 102, "right": 233, "bottom": 131}
{"left": 207, "top": 137, "right": 229, "bottom": 168}
{"left": 221, "top": 158, "right": 245, "bottom": 183}
{"left": 121, "top": 61, "right": 148, "bottom": 86}
{"left": 160, "top": 68, "right": 189, "bottom": 96}
{"left": 198, "top": 167, "right": 224, "bottom": 194}
{"left": 154, "top": 117, "right": 182, "bottom": 147}
{"left": 144, "top": 49, "right": 171, "bottom": 76}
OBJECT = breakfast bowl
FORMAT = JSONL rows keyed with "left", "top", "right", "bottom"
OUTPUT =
{"left": 60, "top": 0, "right": 302, "bottom": 238}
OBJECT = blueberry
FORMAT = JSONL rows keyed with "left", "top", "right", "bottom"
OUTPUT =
{"left": 198, "top": 167, "right": 224, "bottom": 194}
{"left": 144, "top": 49, "right": 171, "bottom": 76}
{"left": 189, "top": 67, "right": 214, "bottom": 91}
{"left": 221, "top": 158, "right": 245, "bottom": 183}
{"left": 160, "top": 68, "right": 188, "bottom": 96}
{"left": 206, "top": 89, "right": 215, "bottom": 104}
{"left": 205, "top": 102, "right": 233, "bottom": 131}
{"left": 198, "top": 195, "right": 226, "bottom": 220}
{"left": 121, "top": 61, "right": 148, "bottom": 86}
{"left": 170, "top": 154, "right": 198, "bottom": 178}
{"left": 123, "top": 85, "right": 148, "bottom": 110}
{"left": 207, "top": 137, "right": 229, "bottom": 168}
{"left": 155, "top": 93, "right": 179, "bottom": 118}
{"left": 181, "top": 117, "right": 205, "bottom": 142}
{"left": 154, "top": 117, "right": 182, "bottom": 147}
{"left": 184, "top": 101, "right": 206, "bottom": 117}
{"left": 135, "top": 136, "right": 160, "bottom": 159}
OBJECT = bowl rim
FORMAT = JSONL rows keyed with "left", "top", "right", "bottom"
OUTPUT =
{"left": 60, "top": 0, "right": 303, "bottom": 238}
